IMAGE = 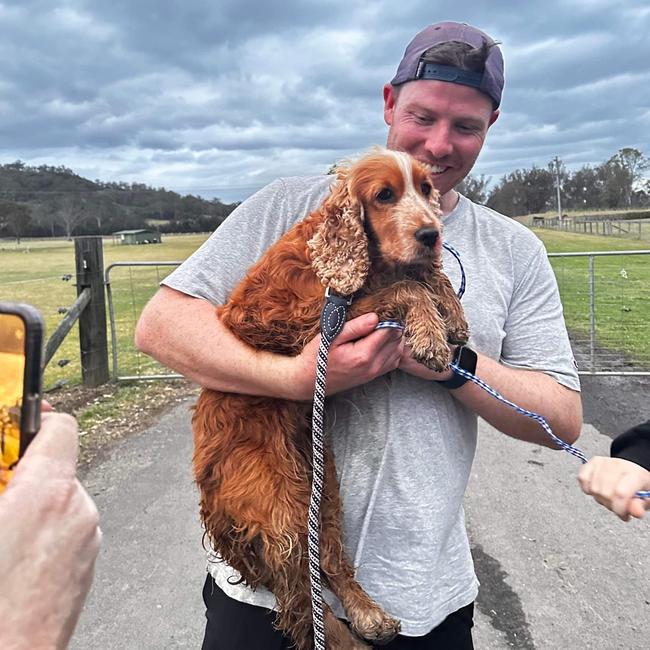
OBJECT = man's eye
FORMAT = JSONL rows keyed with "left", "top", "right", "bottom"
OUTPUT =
{"left": 421, "top": 182, "right": 432, "bottom": 196}
{"left": 376, "top": 188, "right": 394, "bottom": 202}
{"left": 414, "top": 114, "right": 432, "bottom": 125}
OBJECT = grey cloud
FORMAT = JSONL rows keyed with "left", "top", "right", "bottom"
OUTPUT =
{"left": 1, "top": 0, "right": 649, "bottom": 201}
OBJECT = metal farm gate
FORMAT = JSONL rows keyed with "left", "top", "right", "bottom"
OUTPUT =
{"left": 105, "top": 261, "right": 183, "bottom": 381}
{"left": 548, "top": 250, "right": 650, "bottom": 375}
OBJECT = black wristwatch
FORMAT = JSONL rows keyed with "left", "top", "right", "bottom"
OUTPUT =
{"left": 436, "top": 345, "right": 478, "bottom": 389}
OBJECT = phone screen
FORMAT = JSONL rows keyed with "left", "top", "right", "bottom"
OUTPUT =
{"left": 0, "top": 313, "right": 27, "bottom": 491}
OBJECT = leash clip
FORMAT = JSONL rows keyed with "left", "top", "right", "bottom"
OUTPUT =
{"left": 324, "top": 286, "right": 353, "bottom": 306}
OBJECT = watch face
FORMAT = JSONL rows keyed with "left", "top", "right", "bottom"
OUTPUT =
{"left": 457, "top": 345, "right": 478, "bottom": 374}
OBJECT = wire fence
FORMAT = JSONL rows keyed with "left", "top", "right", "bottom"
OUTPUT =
{"left": 0, "top": 272, "right": 83, "bottom": 389}
{"left": 535, "top": 218, "right": 650, "bottom": 240}
{"left": 2, "top": 249, "right": 649, "bottom": 386}
{"left": 104, "top": 252, "right": 650, "bottom": 380}
{"left": 0, "top": 235, "right": 203, "bottom": 389}
{"left": 549, "top": 250, "right": 650, "bottom": 374}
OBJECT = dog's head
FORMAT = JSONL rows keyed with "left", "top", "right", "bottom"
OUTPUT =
{"left": 308, "top": 147, "right": 442, "bottom": 295}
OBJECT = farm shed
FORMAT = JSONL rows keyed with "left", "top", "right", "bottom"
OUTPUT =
{"left": 112, "top": 229, "right": 161, "bottom": 245}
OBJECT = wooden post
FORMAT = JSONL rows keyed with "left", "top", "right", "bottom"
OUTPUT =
{"left": 75, "top": 236, "right": 109, "bottom": 386}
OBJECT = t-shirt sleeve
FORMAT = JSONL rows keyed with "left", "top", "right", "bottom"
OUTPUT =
{"left": 500, "top": 242, "right": 581, "bottom": 391}
{"left": 162, "top": 178, "right": 297, "bottom": 305}
{"left": 610, "top": 420, "right": 650, "bottom": 471}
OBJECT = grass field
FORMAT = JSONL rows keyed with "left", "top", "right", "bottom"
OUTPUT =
{"left": 0, "top": 234, "right": 210, "bottom": 389}
{"left": 533, "top": 229, "right": 649, "bottom": 371}
{"left": 1, "top": 227, "right": 648, "bottom": 389}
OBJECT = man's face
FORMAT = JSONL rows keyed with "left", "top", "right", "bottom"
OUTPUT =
{"left": 383, "top": 80, "right": 498, "bottom": 210}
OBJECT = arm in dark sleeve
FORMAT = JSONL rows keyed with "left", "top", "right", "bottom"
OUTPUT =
{"left": 611, "top": 420, "right": 650, "bottom": 471}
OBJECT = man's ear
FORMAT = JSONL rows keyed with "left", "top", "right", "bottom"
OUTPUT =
{"left": 488, "top": 109, "right": 500, "bottom": 128}
{"left": 383, "top": 83, "right": 397, "bottom": 126}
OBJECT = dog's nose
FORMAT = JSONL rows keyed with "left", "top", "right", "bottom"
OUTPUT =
{"left": 415, "top": 227, "right": 440, "bottom": 248}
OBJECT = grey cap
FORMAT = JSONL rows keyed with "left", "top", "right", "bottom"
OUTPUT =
{"left": 390, "top": 21, "right": 504, "bottom": 108}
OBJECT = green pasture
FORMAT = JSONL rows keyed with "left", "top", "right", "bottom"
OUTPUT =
{"left": 0, "top": 234, "right": 210, "bottom": 388}
{"left": 1, "top": 228, "right": 648, "bottom": 389}
{"left": 533, "top": 229, "right": 649, "bottom": 369}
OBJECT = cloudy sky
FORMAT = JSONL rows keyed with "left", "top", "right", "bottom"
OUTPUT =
{"left": 1, "top": 0, "right": 649, "bottom": 203}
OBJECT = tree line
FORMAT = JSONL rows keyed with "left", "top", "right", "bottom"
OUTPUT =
{"left": 0, "top": 160, "right": 239, "bottom": 243}
{"left": 2, "top": 148, "right": 649, "bottom": 243}
{"left": 458, "top": 147, "right": 650, "bottom": 217}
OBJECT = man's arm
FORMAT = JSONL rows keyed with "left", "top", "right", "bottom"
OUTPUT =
{"left": 399, "top": 349, "right": 582, "bottom": 447}
{"left": 135, "top": 285, "right": 407, "bottom": 400}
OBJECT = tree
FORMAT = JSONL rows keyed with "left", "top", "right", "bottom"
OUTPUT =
{"left": 0, "top": 201, "right": 32, "bottom": 244}
{"left": 562, "top": 165, "right": 601, "bottom": 210}
{"left": 54, "top": 193, "right": 92, "bottom": 239}
{"left": 486, "top": 166, "right": 555, "bottom": 216}
{"left": 597, "top": 160, "right": 632, "bottom": 209}
{"left": 604, "top": 148, "right": 649, "bottom": 207}
{"left": 457, "top": 174, "right": 489, "bottom": 203}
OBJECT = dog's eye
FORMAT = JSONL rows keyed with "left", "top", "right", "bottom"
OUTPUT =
{"left": 376, "top": 188, "right": 394, "bottom": 202}
{"left": 421, "top": 182, "right": 432, "bottom": 196}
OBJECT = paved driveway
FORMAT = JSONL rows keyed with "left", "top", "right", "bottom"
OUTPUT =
{"left": 69, "top": 400, "right": 649, "bottom": 649}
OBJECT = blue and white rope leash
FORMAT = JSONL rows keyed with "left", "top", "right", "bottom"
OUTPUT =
{"left": 447, "top": 362, "right": 650, "bottom": 500}
{"left": 441, "top": 242, "right": 650, "bottom": 500}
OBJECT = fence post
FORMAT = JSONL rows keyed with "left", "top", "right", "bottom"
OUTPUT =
{"left": 588, "top": 255, "right": 596, "bottom": 373}
{"left": 74, "top": 236, "right": 109, "bottom": 387}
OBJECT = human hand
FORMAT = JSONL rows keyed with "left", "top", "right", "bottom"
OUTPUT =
{"left": 578, "top": 456, "right": 650, "bottom": 521}
{"left": 294, "top": 313, "right": 405, "bottom": 398}
{"left": 397, "top": 342, "right": 455, "bottom": 382}
{"left": 0, "top": 412, "right": 101, "bottom": 650}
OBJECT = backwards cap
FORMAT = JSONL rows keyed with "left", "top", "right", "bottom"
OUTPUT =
{"left": 390, "top": 21, "right": 504, "bottom": 108}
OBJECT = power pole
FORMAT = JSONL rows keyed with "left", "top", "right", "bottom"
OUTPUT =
{"left": 552, "top": 156, "right": 563, "bottom": 219}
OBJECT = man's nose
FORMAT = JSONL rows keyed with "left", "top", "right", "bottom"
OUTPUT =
{"left": 424, "top": 125, "right": 453, "bottom": 159}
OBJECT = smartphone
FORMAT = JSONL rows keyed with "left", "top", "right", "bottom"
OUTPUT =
{"left": 0, "top": 302, "right": 44, "bottom": 492}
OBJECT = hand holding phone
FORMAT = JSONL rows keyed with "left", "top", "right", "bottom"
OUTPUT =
{"left": 0, "top": 302, "right": 43, "bottom": 493}
{"left": 0, "top": 411, "right": 101, "bottom": 648}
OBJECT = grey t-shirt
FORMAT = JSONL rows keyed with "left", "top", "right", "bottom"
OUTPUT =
{"left": 163, "top": 175, "right": 580, "bottom": 636}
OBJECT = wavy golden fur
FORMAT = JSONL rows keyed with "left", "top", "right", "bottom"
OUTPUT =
{"left": 192, "top": 147, "right": 469, "bottom": 649}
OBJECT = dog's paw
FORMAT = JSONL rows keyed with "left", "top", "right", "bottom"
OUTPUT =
{"left": 444, "top": 309, "right": 470, "bottom": 346}
{"left": 351, "top": 610, "right": 401, "bottom": 646}
{"left": 412, "top": 343, "right": 451, "bottom": 372}
{"left": 446, "top": 323, "right": 469, "bottom": 346}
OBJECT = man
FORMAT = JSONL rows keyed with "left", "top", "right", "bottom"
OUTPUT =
{"left": 579, "top": 420, "right": 650, "bottom": 520}
{"left": 136, "top": 21, "right": 582, "bottom": 649}
{"left": 0, "top": 410, "right": 101, "bottom": 650}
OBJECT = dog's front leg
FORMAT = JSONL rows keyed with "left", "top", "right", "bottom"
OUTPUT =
{"left": 353, "top": 282, "right": 451, "bottom": 372}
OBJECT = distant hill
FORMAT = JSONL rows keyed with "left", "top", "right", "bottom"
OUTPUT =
{"left": 0, "top": 160, "right": 239, "bottom": 240}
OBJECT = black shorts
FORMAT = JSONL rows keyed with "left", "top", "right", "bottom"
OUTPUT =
{"left": 201, "top": 574, "right": 474, "bottom": 649}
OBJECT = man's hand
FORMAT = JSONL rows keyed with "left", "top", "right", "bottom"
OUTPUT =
{"left": 293, "top": 313, "right": 406, "bottom": 399}
{"left": 0, "top": 412, "right": 101, "bottom": 650}
{"left": 578, "top": 456, "right": 650, "bottom": 521}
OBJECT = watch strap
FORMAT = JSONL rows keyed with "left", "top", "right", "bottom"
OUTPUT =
{"left": 437, "top": 345, "right": 477, "bottom": 389}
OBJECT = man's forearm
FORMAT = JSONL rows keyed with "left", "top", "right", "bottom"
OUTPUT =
{"left": 136, "top": 287, "right": 411, "bottom": 401}
{"left": 135, "top": 287, "right": 299, "bottom": 398}
{"left": 451, "top": 352, "right": 582, "bottom": 447}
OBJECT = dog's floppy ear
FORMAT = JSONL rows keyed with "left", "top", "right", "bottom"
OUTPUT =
{"left": 307, "top": 165, "right": 370, "bottom": 295}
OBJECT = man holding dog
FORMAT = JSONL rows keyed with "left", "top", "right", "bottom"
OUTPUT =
{"left": 136, "top": 21, "right": 581, "bottom": 649}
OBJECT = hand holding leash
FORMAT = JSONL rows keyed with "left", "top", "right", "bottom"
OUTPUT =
{"left": 295, "top": 313, "right": 404, "bottom": 399}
